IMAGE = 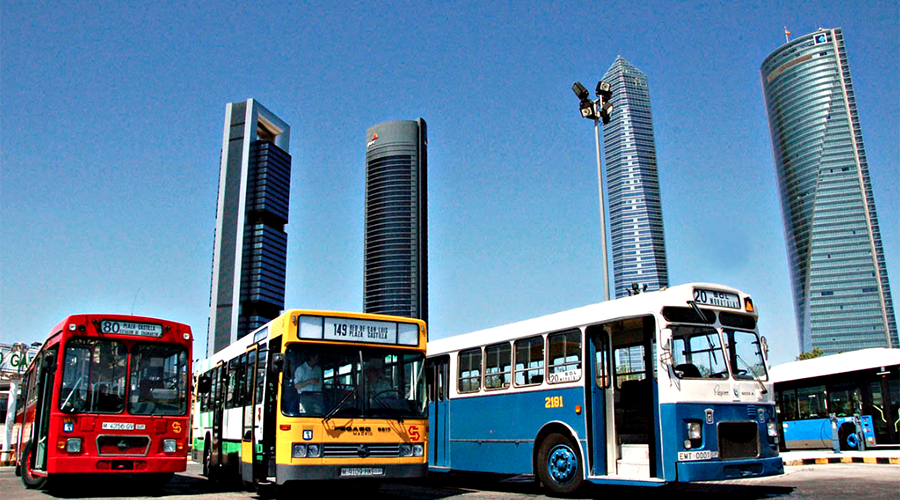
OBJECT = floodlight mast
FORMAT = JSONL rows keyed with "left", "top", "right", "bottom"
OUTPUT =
{"left": 573, "top": 80, "right": 614, "bottom": 301}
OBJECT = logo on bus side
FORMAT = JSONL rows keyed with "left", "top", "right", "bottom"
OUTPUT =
{"left": 172, "top": 422, "right": 182, "bottom": 434}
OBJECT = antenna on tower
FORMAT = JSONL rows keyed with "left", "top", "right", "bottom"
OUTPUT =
{"left": 784, "top": 26, "right": 792, "bottom": 43}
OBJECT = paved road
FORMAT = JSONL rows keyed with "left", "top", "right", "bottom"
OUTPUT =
{"left": 3, "top": 462, "right": 898, "bottom": 500}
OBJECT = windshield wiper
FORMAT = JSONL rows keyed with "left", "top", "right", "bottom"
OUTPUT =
{"left": 735, "top": 353, "right": 768, "bottom": 394}
{"left": 323, "top": 388, "right": 357, "bottom": 423}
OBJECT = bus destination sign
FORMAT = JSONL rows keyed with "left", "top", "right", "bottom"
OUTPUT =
{"left": 324, "top": 317, "right": 397, "bottom": 345}
{"left": 692, "top": 289, "right": 741, "bottom": 309}
{"left": 99, "top": 320, "right": 164, "bottom": 338}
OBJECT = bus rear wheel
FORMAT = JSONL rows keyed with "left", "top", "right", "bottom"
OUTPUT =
{"left": 21, "top": 443, "right": 48, "bottom": 490}
{"left": 536, "top": 433, "right": 583, "bottom": 497}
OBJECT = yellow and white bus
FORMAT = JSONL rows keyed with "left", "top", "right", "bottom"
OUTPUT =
{"left": 192, "top": 310, "right": 427, "bottom": 491}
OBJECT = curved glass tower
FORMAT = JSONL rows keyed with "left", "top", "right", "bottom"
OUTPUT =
{"left": 761, "top": 28, "right": 897, "bottom": 354}
{"left": 601, "top": 56, "right": 669, "bottom": 298}
{"left": 363, "top": 119, "right": 428, "bottom": 323}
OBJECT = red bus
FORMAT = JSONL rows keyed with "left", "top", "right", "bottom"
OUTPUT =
{"left": 14, "top": 314, "right": 193, "bottom": 489}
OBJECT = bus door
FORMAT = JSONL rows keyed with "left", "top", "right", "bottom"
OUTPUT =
{"left": 609, "top": 316, "right": 658, "bottom": 478}
{"left": 426, "top": 356, "right": 450, "bottom": 468}
{"left": 30, "top": 349, "right": 58, "bottom": 473}
{"left": 261, "top": 337, "right": 281, "bottom": 480}
{"left": 586, "top": 325, "right": 611, "bottom": 476}
{"left": 212, "top": 362, "right": 226, "bottom": 471}
{"left": 241, "top": 347, "right": 257, "bottom": 484}
{"left": 868, "top": 371, "right": 899, "bottom": 445}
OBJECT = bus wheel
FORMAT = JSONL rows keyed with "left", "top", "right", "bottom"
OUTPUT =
{"left": 537, "top": 433, "right": 583, "bottom": 497}
{"left": 21, "top": 443, "right": 48, "bottom": 490}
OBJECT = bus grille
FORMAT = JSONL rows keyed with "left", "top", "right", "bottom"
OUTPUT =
{"left": 97, "top": 435, "right": 151, "bottom": 456}
{"left": 718, "top": 422, "right": 759, "bottom": 460}
{"left": 322, "top": 443, "right": 401, "bottom": 458}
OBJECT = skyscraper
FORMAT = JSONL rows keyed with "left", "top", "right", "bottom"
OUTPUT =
{"left": 601, "top": 56, "right": 669, "bottom": 298}
{"left": 208, "top": 99, "right": 292, "bottom": 355}
{"left": 761, "top": 28, "right": 897, "bottom": 355}
{"left": 363, "top": 119, "right": 428, "bottom": 324}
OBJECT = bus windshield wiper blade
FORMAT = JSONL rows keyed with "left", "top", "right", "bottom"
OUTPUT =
{"left": 323, "top": 388, "right": 356, "bottom": 423}
{"left": 735, "top": 353, "right": 768, "bottom": 394}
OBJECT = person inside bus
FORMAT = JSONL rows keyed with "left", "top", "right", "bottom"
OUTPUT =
{"left": 293, "top": 353, "right": 323, "bottom": 414}
{"left": 366, "top": 360, "right": 401, "bottom": 409}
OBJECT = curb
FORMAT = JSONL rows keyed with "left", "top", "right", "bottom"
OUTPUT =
{"left": 783, "top": 456, "right": 900, "bottom": 466}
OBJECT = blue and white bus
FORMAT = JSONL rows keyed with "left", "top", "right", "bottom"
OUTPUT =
{"left": 770, "top": 348, "right": 899, "bottom": 451}
{"left": 425, "top": 283, "right": 783, "bottom": 495}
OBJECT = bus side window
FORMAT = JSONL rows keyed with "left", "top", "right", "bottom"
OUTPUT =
{"left": 514, "top": 336, "right": 544, "bottom": 387}
{"left": 458, "top": 349, "right": 482, "bottom": 393}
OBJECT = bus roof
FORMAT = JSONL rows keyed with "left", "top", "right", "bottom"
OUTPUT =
{"left": 428, "top": 282, "right": 751, "bottom": 356}
{"left": 769, "top": 348, "right": 900, "bottom": 383}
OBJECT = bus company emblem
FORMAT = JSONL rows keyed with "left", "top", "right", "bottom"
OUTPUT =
{"left": 63, "top": 421, "right": 74, "bottom": 433}
{"left": 713, "top": 385, "right": 729, "bottom": 398}
{"left": 705, "top": 409, "right": 714, "bottom": 424}
{"left": 172, "top": 422, "right": 182, "bottom": 434}
{"left": 408, "top": 426, "right": 420, "bottom": 441}
{"left": 303, "top": 430, "right": 313, "bottom": 441}
{"left": 356, "top": 444, "right": 370, "bottom": 458}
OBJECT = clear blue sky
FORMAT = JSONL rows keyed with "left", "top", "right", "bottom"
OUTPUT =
{"left": 2, "top": 1, "right": 897, "bottom": 366}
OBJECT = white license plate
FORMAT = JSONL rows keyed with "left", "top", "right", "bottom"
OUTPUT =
{"left": 102, "top": 422, "right": 135, "bottom": 430}
{"left": 678, "top": 450, "right": 718, "bottom": 461}
{"left": 340, "top": 467, "right": 384, "bottom": 477}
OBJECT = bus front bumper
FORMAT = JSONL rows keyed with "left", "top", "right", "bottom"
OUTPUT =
{"left": 275, "top": 463, "right": 427, "bottom": 484}
{"left": 49, "top": 455, "right": 187, "bottom": 474}
{"left": 676, "top": 456, "right": 784, "bottom": 482}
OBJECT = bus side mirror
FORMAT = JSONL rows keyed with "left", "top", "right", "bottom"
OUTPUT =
{"left": 197, "top": 375, "right": 211, "bottom": 394}
{"left": 271, "top": 353, "right": 284, "bottom": 373}
{"left": 41, "top": 352, "right": 56, "bottom": 372}
{"left": 760, "top": 336, "right": 769, "bottom": 359}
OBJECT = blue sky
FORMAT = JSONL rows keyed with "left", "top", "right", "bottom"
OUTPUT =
{"left": 1, "top": 1, "right": 897, "bottom": 366}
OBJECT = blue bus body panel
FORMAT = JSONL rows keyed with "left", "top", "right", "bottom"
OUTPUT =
{"left": 445, "top": 387, "right": 586, "bottom": 474}
{"left": 782, "top": 415, "right": 876, "bottom": 449}
{"left": 660, "top": 403, "right": 782, "bottom": 481}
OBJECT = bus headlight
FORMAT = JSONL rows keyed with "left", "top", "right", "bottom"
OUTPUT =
{"left": 687, "top": 422, "right": 702, "bottom": 440}
{"left": 413, "top": 444, "right": 424, "bottom": 457}
{"left": 163, "top": 439, "right": 177, "bottom": 453}
{"left": 66, "top": 438, "right": 82, "bottom": 453}
{"left": 399, "top": 444, "right": 412, "bottom": 457}
{"left": 767, "top": 420, "right": 778, "bottom": 437}
{"left": 292, "top": 443, "right": 322, "bottom": 458}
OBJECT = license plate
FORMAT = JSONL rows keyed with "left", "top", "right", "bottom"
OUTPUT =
{"left": 693, "top": 289, "right": 741, "bottom": 309}
{"left": 678, "top": 450, "right": 718, "bottom": 461}
{"left": 340, "top": 467, "right": 384, "bottom": 477}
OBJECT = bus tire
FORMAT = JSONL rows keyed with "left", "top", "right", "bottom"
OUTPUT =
{"left": 536, "top": 433, "right": 583, "bottom": 497}
{"left": 203, "top": 437, "right": 214, "bottom": 479}
{"left": 21, "top": 443, "right": 48, "bottom": 490}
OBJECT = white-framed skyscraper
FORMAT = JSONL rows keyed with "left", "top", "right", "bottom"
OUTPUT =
{"left": 761, "top": 28, "right": 897, "bottom": 354}
{"left": 207, "top": 99, "right": 292, "bottom": 356}
{"left": 601, "top": 56, "right": 669, "bottom": 298}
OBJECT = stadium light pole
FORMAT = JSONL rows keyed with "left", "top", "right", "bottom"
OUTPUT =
{"left": 573, "top": 81, "right": 614, "bottom": 301}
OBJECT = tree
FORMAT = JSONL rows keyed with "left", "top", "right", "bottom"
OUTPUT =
{"left": 796, "top": 348, "right": 824, "bottom": 360}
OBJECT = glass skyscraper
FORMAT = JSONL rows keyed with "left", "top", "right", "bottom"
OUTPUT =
{"left": 761, "top": 28, "right": 897, "bottom": 355}
{"left": 208, "top": 99, "right": 292, "bottom": 355}
{"left": 363, "top": 119, "right": 428, "bottom": 324}
{"left": 601, "top": 56, "right": 669, "bottom": 298}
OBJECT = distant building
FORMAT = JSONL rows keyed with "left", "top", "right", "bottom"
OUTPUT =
{"left": 208, "top": 99, "right": 292, "bottom": 355}
{"left": 363, "top": 119, "right": 428, "bottom": 324}
{"left": 601, "top": 56, "right": 669, "bottom": 298}
{"left": 761, "top": 28, "right": 897, "bottom": 354}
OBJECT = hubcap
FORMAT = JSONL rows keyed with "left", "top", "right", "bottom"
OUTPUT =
{"left": 547, "top": 444, "right": 577, "bottom": 484}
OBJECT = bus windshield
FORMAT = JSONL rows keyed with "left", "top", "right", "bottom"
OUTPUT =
{"left": 60, "top": 338, "right": 127, "bottom": 414}
{"left": 670, "top": 326, "right": 729, "bottom": 379}
{"left": 282, "top": 344, "right": 426, "bottom": 419}
{"left": 724, "top": 329, "right": 768, "bottom": 381}
{"left": 128, "top": 343, "right": 190, "bottom": 415}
